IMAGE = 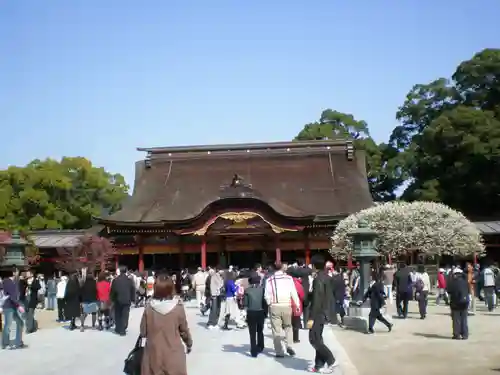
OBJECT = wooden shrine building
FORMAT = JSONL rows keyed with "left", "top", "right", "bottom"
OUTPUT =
{"left": 97, "top": 140, "right": 374, "bottom": 271}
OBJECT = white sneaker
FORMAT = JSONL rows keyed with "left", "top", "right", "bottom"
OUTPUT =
{"left": 307, "top": 361, "right": 338, "bottom": 374}
{"left": 320, "top": 362, "right": 339, "bottom": 373}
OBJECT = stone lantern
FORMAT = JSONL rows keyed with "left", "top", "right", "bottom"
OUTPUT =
{"left": 349, "top": 219, "right": 380, "bottom": 302}
{"left": 0, "top": 230, "right": 28, "bottom": 269}
{"left": 343, "top": 219, "right": 380, "bottom": 332}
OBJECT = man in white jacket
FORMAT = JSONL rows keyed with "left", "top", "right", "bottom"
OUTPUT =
{"left": 192, "top": 268, "right": 207, "bottom": 308}
{"left": 264, "top": 263, "right": 300, "bottom": 358}
{"left": 56, "top": 276, "right": 68, "bottom": 322}
{"left": 414, "top": 265, "right": 431, "bottom": 319}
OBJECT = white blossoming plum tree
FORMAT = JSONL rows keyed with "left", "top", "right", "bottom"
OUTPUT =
{"left": 331, "top": 201, "right": 485, "bottom": 259}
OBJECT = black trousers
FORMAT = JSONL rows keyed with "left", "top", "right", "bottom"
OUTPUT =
{"left": 309, "top": 315, "right": 335, "bottom": 369}
{"left": 207, "top": 296, "right": 221, "bottom": 326}
{"left": 292, "top": 315, "right": 301, "bottom": 342}
{"left": 335, "top": 301, "right": 346, "bottom": 322}
{"left": 114, "top": 303, "right": 131, "bottom": 335}
{"left": 368, "top": 308, "right": 390, "bottom": 331}
{"left": 451, "top": 308, "right": 468, "bottom": 338}
{"left": 396, "top": 291, "right": 410, "bottom": 318}
{"left": 246, "top": 310, "right": 265, "bottom": 356}
{"left": 57, "top": 298, "right": 66, "bottom": 321}
{"left": 302, "top": 299, "right": 310, "bottom": 328}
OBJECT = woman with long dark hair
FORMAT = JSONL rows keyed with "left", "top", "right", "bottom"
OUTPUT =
{"left": 63, "top": 273, "right": 81, "bottom": 331}
{"left": 80, "top": 274, "right": 98, "bottom": 331}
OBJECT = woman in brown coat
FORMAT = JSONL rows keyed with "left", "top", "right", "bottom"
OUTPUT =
{"left": 140, "top": 275, "right": 193, "bottom": 375}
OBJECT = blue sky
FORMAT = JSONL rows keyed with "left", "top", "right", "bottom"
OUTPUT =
{"left": 1, "top": 1, "right": 498, "bottom": 187}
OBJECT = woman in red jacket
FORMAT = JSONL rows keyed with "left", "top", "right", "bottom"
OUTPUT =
{"left": 436, "top": 268, "right": 449, "bottom": 306}
{"left": 96, "top": 272, "right": 112, "bottom": 330}
{"left": 291, "top": 277, "right": 305, "bottom": 343}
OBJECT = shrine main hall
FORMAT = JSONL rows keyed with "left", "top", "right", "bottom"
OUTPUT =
{"left": 96, "top": 139, "right": 374, "bottom": 271}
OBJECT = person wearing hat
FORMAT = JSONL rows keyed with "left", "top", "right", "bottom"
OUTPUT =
{"left": 447, "top": 267, "right": 469, "bottom": 339}
{"left": 243, "top": 275, "right": 267, "bottom": 357}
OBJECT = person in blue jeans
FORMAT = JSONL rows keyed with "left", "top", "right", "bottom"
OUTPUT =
{"left": 1, "top": 269, "right": 26, "bottom": 350}
{"left": 46, "top": 276, "right": 57, "bottom": 311}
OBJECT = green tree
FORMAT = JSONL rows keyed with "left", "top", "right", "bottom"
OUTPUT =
{"left": 0, "top": 157, "right": 129, "bottom": 230}
{"left": 391, "top": 48, "right": 500, "bottom": 217}
{"left": 295, "top": 109, "right": 404, "bottom": 201}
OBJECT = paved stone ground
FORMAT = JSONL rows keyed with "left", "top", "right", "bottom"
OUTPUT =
{"left": 1, "top": 302, "right": 352, "bottom": 375}
{"left": 34, "top": 308, "right": 63, "bottom": 329}
{"left": 333, "top": 299, "right": 500, "bottom": 375}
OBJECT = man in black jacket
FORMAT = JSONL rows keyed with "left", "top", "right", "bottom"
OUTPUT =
{"left": 243, "top": 275, "right": 267, "bottom": 357}
{"left": 360, "top": 271, "right": 392, "bottom": 334}
{"left": 331, "top": 267, "right": 346, "bottom": 327}
{"left": 22, "top": 270, "right": 40, "bottom": 334}
{"left": 447, "top": 268, "right": 469, "bottom": 340}
{"left": 110, "top": 266, "right": 136, "bottom": 336}
{"left": 307, "top": 255, "right": 337, "bottom": 373}
{"left": 394, "top": 263, "right": 411, "bottom": 318}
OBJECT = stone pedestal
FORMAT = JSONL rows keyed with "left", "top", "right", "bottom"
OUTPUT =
{"left": 343, "top": 304, "right": 392, "bottom": 333}
{"left": 343, "top": 305, "right": 371, "bottom": 333}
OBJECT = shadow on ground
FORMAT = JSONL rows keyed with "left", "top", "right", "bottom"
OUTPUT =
{"left": 391, "top": 315, "right": 419, "bottom": 320}
{"left": 222, "top": 344, "right": 311, "bottom": 371}
{"left": 196, "top": 322, "right": 208, "bottom": 329}
{"left": 413, "top": 332, "right": 452, "bottom": 340}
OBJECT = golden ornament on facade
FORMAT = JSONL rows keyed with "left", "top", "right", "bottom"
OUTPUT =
{"left": 190, "top": 211, "right": 298, "bottom": 236}
{"left": 219, "top": 212, "right": 258, "bottom": 223}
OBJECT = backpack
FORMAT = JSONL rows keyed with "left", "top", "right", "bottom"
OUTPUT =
{"left": 415, "top": 278, "right": 424, "bottom": 293}
{"left": 451, "top": 280, "right": 469, "bottom": 307}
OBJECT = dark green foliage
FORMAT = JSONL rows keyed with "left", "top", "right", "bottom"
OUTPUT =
{"left": 296, "top": 48, "right": 500, "bottom": 217}
{"left": 392, "top": 48, "right": 500, "bottom": 217}
{"left": 0, "top": 157, "right": 129, "bottom": 230}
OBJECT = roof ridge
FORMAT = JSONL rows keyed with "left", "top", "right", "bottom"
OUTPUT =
{"left": 139, "top": 139, "right": 349, "bottom": 155}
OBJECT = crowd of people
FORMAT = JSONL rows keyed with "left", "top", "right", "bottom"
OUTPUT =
{"left": 0, "top": 266, "right": 142, "bottom": 349}
{"left": 136, "top": 255, "right": 342, "bottom": 374}
{"left": 1, "top": 258, "right": 499, "bottom": 374}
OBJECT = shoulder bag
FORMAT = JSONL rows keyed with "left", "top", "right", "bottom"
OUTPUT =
{"left": 123, "top": 335, "right": 144, "bottom": 375}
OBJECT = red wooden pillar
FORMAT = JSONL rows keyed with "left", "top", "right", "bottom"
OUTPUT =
{"left": 275, "top": 236, "right": 281, "bottom": 264}
{"left": 304, "top": 233, "right": 311, "bottom": 265}
{"left": 138, "top": 246, "right": 144, "bottom": 273}
{"left": 135, "top": 235, "right": 144, "bottom": 273}
{"left": 201, "top": 236, "right": 207, "bottom": 270}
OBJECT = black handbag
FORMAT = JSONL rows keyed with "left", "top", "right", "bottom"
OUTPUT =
{"left": 123, "top": 336, "right": 143, "bottom": 375}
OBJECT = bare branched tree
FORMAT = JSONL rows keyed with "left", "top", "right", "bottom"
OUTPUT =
{"left": 55, "top": 235, "right": 117, "bottom": 273}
